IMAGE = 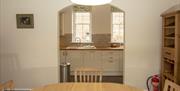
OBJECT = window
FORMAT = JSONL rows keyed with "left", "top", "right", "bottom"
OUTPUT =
{"left": 72, "top": 12, "right": 91, "bottom": 43}
{"left": 111, "top": 12, "right": 124, "bottom": 43}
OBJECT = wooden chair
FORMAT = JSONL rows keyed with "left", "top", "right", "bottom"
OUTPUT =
{"left": 0, "top": 80, "right": 15, "bottom": 91}
{"left": 74, "top": 68, "right": 102, "bottom": 82}
{"left": 163, "top": 80, "right": 180, "bottom": 91}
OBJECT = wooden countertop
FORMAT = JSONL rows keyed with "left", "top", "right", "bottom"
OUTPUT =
{"left": 60, "top": 46, "right": 124, "bottom": 50}
{"left": 32, "top": 83, "right": 143, "bottom": 91}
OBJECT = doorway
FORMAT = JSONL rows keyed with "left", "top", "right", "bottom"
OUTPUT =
{"left": 58, "top": 4, "right": 125, "bottom": 83}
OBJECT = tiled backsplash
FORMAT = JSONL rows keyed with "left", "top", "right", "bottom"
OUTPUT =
{"left": 60, "top": 33, "right": 119, "bottom": 48}
{"left": 92, "top": 34, "right": 111, "bottom": 47}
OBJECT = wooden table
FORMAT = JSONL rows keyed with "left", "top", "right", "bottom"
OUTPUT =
{"left": 32, "top": 83, "right": 143, "bottom": 91}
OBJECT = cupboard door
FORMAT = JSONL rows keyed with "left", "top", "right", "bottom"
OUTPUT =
{"left": 102, "top": 51, "right": 122, "bottom": 72}
{"left": 93, "top": 51, "right": 103, "bottom": 69}
{"left": 83, "top": 51, "right": 102, "bottom": 69}
{"left": 60, "top": 50, "right": 123, "bottom": 76}
{"left": 66, "top": 51, "right": 84, "bottom": 71}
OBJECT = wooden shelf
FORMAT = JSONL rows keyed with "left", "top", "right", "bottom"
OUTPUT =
{"left": 163, "top": 26, "right": 175, "bottom": 28}
{"left": 161, "top": 5, "right": 180, "bottom": 90}
{"left": 163, "top": 47, "right": 175, "bottom": 50}
{"left": 161, "top": 9, "right": 180, "bottom": 90}
{"left": 164, "top": 58, "right": 175, "bottom": 64}
{"left": 163, "top": 73, "right": 174, "bottom": 81}
{"left": 164, "top": 45, "right": 175, "bottom": 48}
{"left": 164, "top": 37, "right": 175, "bottom": 40}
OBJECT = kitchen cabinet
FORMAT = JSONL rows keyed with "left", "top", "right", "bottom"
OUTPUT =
{"left": 60, "top": 50, "right": 123, "bottom": 76}
{"left": 83, "top": 51, "right": 102, "bottom": 69}
{"left": 102, "top": 51, "right": 123, "bottom": 75}
{"left": 60, "top": 50, "right": 84, "bottom": 70}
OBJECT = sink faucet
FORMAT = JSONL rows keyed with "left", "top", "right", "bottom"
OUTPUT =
{"left": 75, "top": 37, "right": 82, "bottom": 47}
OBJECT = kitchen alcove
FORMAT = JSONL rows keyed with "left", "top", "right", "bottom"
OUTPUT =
{"left": 58, "top": 4, "right": 125, "bottom": 83}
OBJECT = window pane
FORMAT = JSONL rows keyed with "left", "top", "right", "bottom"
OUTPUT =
{"left": 83, "top": 25, "right": 89, "bottom": 31}
{"left": 111, "top": 12, "right": 124, "bottom": 43}
{"left": 113, "top": 25, "right": 120, "bottom": 32}
{"left": 82, "top": 17, "right": 90, "bottom": 23}
{"left": 75, "top": 17, "right": 82, "bottom": 23}
{"left": 73, "top": 12, "right": 91, "bottom": 43}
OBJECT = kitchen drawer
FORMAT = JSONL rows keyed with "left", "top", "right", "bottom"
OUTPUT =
{"left": 163, "top": 48, "right": 175, "bottom": 60}
{"left": 102, "top": 51, "right": 122, "bottom": 56}
{"left": 101, "top": 51, "right": 123, "bottom": 72}
{"left": 102, "top": 58, "right": 120, "bottom": 71}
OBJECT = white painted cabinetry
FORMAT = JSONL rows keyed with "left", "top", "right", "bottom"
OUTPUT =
{"left": 102, "top": 51, "right": 123, "bottom": 75}
{"left": 83, "top": 51, "right": 102, "bottom": 69}
{"left": 60, "top": 50, "right": 84, "bottom": 70}
{"left": 60, "top": 50, "right": 123, "bottom": 76}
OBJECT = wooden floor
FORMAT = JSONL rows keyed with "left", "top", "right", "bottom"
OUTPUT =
{"left": 69, "top": 75, "right": 123, "bottom": 83}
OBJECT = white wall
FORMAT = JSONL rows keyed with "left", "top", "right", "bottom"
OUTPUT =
{"left": 0, "top": 0, "right": 179, "bottom": 89}
{"left": 92, "top": 5, "right": 111, "bottom": 34}
{"left": 0, "top": 0, "right": 70, "bottom": 88}
{"left": 115, "top": 0, "right": 180, "bottom": 88}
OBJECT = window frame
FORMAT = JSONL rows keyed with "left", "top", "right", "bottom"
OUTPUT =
{"left": 72, "top": 11, "right": 92, "bottom": 43}
{"left": 111, "top": 12, "right": 125, "bottom": 44}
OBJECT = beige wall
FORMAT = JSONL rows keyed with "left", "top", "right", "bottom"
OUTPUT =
{"left": 0, "top": 0, "right": 2, "bottom": 81}
{"left": 0, "top": 0, "right": 2, "bottom": 82}
{"left": 0, "top": 0, "right": 180, "bottom": 89}
{"left": 60, "top": 6, "right": 72, "bottom": 34}
{"left": 117, "top": 0, "right": 180, "bottom": 88}
{"left": 60, "top": 5, "right": 111, "bottom": 34}
{"left": 92, "top": 5, "right": 111, "bottom": 34}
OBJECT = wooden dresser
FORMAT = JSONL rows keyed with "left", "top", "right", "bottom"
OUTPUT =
{"left": 160, "top": 4, "right": 180, "bottom": 89}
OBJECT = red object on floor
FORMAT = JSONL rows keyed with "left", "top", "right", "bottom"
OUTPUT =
{"left": 151, "top": 75, "right": 159, "bottom": 91}
{"left": 147, "top": 75, "right": 160, "bottom": 91}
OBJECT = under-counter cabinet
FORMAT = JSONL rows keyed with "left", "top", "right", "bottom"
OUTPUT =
{"left": 60, "top": 50, "right": 86, "bottom": 71}
{"left": 102, "top": 51, "right": 123, "bottom": 75}
{"left": 60, "top": 50, "right": 123, "bottom": 76}
{"left": 83, "top": 51, "right": 102, "bottom": 69}
{"left": 161, "top": 7, "right": 180, "bottom": 89}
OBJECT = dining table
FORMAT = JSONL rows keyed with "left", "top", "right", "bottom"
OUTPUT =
{"left": 32, "top": 82, "right": 143, "bottom": 91}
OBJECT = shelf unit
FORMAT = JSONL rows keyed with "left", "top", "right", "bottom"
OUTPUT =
{"left": 161, "top": 8, "right": 180, "bottom": 89}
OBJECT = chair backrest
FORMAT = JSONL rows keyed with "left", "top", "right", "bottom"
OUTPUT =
{"left": 0, "top": 80, "right": 14, "bottom": 91}
{"left": 74, "top": 68, "right": 102, "bottom": 82}
{"left": 163, "top": 80, "right": 180, "bottom": 91}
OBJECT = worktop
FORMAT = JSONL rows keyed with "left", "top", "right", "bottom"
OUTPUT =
{"left": 60, "top": 46, "right": 124, "bottom": 50}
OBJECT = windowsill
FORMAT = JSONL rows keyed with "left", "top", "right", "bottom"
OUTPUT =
{"left": 71, "top": 42, "right": 94, "bottom": 44}
{"left": 109, "top": 42, "right": 124, "bottom": 44}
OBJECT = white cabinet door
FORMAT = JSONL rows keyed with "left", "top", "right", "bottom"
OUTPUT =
{"left": 60, "top": 50, "right": 84, "bottom": 76}
{"left": 60, "top": 50, "right": 123, "bottom": 76}
{"left": 119, "top": 51, "right": 123, "bottom": 72}
{"left": 84, "top": 51, "right": 102, "bottom": 69}
{"left": 102, "top": 51, "right": 122, "bottom": 72}
{"left": 93, "top": 51, "right": 102, "bottom": 69}
{"left": 61, "top": 50, "right": 103, "bottom": 70}
{"left": 66, "top": 50, "right": 84, "bottom": 71}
